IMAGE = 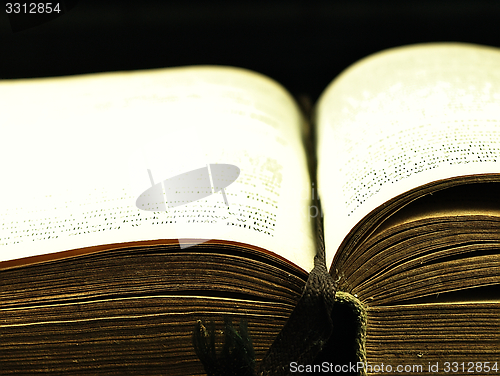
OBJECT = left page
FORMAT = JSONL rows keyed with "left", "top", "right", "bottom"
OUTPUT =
{"left": 0, "top": 66, "right": 316, "bottom": 272}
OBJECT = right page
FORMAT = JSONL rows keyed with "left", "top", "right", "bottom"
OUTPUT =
{"left": 315, "top": 43, "right": 500, "bottom": 268}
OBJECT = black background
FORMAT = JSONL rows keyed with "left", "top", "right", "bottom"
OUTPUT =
{"left": 1, "top": 0, "right": 500, "bottom": 102}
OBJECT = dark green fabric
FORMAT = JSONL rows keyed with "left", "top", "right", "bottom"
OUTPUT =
{"left": 193, "top": 213, "right": 367, "bottom": 375}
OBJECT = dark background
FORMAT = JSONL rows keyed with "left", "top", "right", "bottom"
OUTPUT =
{"left": 1, "top": 0, "right": 500, "bottom": 102}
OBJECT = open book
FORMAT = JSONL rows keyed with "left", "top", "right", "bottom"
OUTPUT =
{"left": 1, "top": 43, "right": 499, "bottom": 375}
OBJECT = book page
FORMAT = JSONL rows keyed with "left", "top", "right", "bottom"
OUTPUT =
{"left": 0, "top": 66, "right": 315, "bottom": 272}
{"left": 316, "top": 43, "right": 500, "bottom": 267}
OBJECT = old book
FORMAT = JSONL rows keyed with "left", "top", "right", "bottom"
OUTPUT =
{"left": 1, "top": 42, "right": 499, "bottom": 375}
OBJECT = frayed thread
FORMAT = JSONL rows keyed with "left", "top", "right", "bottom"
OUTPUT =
{"left": 193, "top": 317, "right": 255, "bottom": 376}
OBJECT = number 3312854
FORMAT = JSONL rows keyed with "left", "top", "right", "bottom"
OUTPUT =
{"left": 6, "top": 3, "right": 61, "bottom": 14}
